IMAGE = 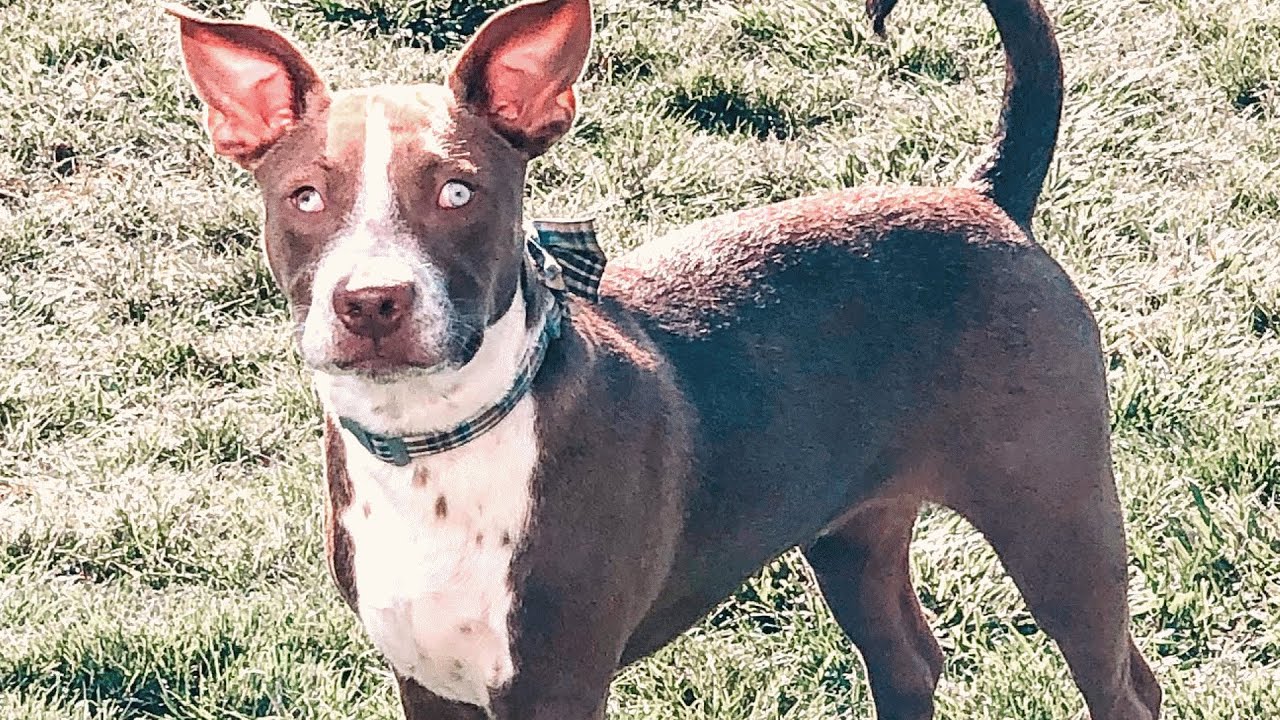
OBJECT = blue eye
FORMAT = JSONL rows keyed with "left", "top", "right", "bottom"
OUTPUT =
{"left": 292, "top": 186, "right": 325, "bottom": 213}
{"left": 438, "top": 180, "right": 473, "bottom": 209}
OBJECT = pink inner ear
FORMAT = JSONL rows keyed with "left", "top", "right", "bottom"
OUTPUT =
{"left": 184, "top": 30, "right": 299, "bottom": 161}
{"left": 498, "top": 30, "right": 570, "bottom": 77}
{"left": 484, "top": 33, "right": 578, "bottom": 130}
{"left": 445, "top": 0, "right": 591, "bottom": 152}
{"left": 206, "top": 68, "right": 296, "bottom": 159}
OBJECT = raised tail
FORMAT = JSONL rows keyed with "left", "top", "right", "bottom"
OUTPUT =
{"left": 869, "top": 0, "right": 1064, "bottom": 230}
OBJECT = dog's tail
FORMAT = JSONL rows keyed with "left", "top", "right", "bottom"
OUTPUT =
{"left": 868, "top": 0, "right": 1063, "bottom": 229}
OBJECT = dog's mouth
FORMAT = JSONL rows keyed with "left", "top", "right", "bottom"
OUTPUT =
{"left": 331, "top": 351, "right": 445, "bottom": 377}
{"left": 305, "top": 323, "right": 485, "bottom": 381}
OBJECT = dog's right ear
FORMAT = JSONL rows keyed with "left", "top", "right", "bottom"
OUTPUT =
{"left": 164, "top": 3, "right": 326, "bottom": 168}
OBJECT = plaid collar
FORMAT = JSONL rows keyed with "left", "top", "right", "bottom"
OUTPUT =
{"left": 338, "top": 219, "right": 606, "bottom": 466}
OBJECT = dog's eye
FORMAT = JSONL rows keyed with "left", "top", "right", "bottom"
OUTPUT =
{"left": 292, "top": 187, "right": 325, "bottom": 213}
{"left": 438, "top": 181, "right": 473, "bottom": 209}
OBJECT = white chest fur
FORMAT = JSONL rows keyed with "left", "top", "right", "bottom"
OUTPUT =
{"left": 315, "top": 295, "right": 540, "bottom": 712}
{"left": 338, "top": 400, "right": 536, "bottom": 710}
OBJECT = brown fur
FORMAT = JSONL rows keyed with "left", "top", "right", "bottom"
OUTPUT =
{"left": 169, "top": 0, "right": 1162, "bottom": 717}
{"left": 322, "top": 418, "right": 357, "bottom": 612}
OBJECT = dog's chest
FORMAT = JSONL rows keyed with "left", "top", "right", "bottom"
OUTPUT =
{"left": 338, "top": 397, "right": 538, "bottom": 710}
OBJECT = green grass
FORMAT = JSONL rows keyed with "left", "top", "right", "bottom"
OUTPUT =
{"left": 2, "top": 0, "right": 1279, "bottom": 716}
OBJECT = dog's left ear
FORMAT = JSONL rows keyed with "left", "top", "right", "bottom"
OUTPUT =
{"left": 447, "top": 0, "right": 592, "bottom": 157}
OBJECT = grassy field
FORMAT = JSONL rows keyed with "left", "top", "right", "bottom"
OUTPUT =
{"left": 2, "top": 0, "right": 1279, "bottom": 716}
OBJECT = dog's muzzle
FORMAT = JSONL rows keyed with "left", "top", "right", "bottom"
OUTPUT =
{"left": 337, "top": 218, "right": 608, "bottom": 463}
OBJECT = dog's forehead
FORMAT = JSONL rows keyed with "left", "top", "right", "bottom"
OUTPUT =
{"left": 324, "top": 84, "right": 461, "bottom": 163}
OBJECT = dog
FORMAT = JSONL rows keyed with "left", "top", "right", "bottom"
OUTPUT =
{"left": 166, "top": 0, "right": 1162, "bottom": 717}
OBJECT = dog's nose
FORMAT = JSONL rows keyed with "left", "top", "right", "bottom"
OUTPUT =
{"left": 332, "top": 281, "right": 415, "bottom": 338}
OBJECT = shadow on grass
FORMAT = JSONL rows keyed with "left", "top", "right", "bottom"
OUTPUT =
{"left": 667, "top": 74, "right": 794, "bottom": 140}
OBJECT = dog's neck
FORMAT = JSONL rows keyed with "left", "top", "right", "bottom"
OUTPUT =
{"left": 313, "top": 287, "right": 541, "bottom": 436}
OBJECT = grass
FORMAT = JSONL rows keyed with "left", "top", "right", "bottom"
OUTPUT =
{"left": 2, "top": 0, "right": 1279, "bottom": 716}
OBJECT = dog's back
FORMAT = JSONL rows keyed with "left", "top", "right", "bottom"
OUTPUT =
{"left": 605, "top": 0, "right": 1068, "bottom": 580}
{"left": 605, "top": 184, "right": 1077, "bottom": 656}
{"left": 590, "top": 1, "right": 1159, "bottom": 717}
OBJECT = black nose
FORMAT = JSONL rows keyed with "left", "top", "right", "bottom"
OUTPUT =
{"left": 332, "top": 281, "right": 415, "bottom": 338}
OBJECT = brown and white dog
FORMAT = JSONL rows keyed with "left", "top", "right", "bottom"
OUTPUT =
{"left": 167, "top": 0, "right": 1162, "bottom": 717}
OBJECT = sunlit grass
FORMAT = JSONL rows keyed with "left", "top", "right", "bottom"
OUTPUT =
{"left": 2, "top": 0, "right": 1279, "bottom": 716}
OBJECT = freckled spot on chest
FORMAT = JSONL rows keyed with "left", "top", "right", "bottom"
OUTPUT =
{"left": 327, "top": 306, "right": 540, "bottom": 709}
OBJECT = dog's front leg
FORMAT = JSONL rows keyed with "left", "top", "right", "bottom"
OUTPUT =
{"left": 488, "top": 647, "right": 613, "bottom": 720}
{"left": 398, "top": 676, "right": 489, "bottom": 720}
{"left": 495, "top": 693, "right": 608, "bottom": 720}
{"left": 485, "top": 578, "right": 637, "bottom": 720}
{"left": 395, "top": 650, "right": 609, "bottom": 720}
{"left": 492, "top": 685, "right": 609, "bottom": 720}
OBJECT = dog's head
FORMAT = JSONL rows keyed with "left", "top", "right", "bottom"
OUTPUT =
{"left": 168, "top": 0, "right": 592, "bottom": 381}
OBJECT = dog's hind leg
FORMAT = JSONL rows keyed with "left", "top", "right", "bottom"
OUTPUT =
{"left": 942, "top": 457, "right": 1161, "bottom": 720}
{"left": 803, "top": 497, "right": 943, "bottom": 720}
{"left": 912, "top": 349, "right": 1165, "bottom": 720}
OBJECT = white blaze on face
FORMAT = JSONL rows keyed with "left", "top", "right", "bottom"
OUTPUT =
{"left": 306, "top": 90, "right": 543, "bottom": 714}
{"left": 299, "top": 95, "right": 450, "bottom": 371}
{"left": 353, "top": 97, "right": 396, "bottom": 230}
